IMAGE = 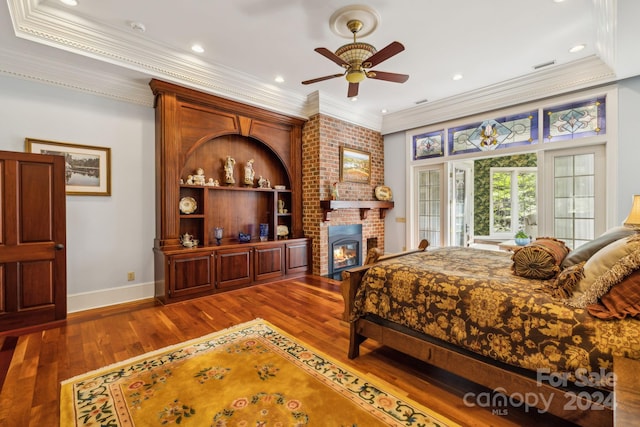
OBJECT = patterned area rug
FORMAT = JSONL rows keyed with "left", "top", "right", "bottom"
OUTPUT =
{"left": 60, "top": 319, "right": 456, "bottom": 426}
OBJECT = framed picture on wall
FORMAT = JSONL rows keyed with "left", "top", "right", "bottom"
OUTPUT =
{"left": 340, "top": 146, "right": 371, "bottom": 184}
{"left": 25, "top": 138, "right": 112, "bottom": 196}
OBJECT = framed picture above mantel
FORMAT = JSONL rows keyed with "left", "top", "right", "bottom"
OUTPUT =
{"left": 25, "top": 138, "right": 111, "bottom": 196}
{"left": 340, "top": 146, "right": 371, "bottom": 184}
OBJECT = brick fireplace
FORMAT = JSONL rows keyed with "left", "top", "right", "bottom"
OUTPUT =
{"left": 301, "top": 113, "right": 386, "bottom": 277}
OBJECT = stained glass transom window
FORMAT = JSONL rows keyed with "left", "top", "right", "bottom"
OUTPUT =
{"left": 543, "top": 97, "right": 606, "bottom": 142}
{"left": 448, "top": 112, "right": 538, "bottom": 155}
{"left": 413, "top": 130, "right": 444, "bottom": 160}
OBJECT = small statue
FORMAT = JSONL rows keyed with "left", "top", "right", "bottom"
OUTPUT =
{"left": 224, "top": 156, "right": 236, "bottom": 185}
{"left": 244, "top": 159, "right": 255, "bottom": 186}
{"left": 278, "top": 199, "right": 285, "bottom": 214}
{"left": 186, "top": 175, "right": 194, "bottom": 185}
{"left": 258, "top": 176, "right": 266, "bottom": 188}
{"left": 206, "top": 178, "right": 219, "bottom": 186}
{"left": 193, "top": 168, "right": 206, "bottom": 186}
{"left": 331, "top": 182, "right": 339, "bottom": 200}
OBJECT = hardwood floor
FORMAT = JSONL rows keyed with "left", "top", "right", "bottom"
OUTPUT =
{"left": 0, "top": 275, "right": 581, "bottom": 426}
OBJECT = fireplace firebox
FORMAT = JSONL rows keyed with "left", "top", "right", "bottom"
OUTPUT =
{"left": 328, "top": 224, "right": 362, "bottom": 280}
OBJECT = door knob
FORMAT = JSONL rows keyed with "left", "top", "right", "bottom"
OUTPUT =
{"left": 55, "top": 243, "right": 65, "bottom": 250}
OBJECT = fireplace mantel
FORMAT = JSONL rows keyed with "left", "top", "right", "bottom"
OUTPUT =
{"left": 320, "top": 200, "right": 394, "bottom": 221}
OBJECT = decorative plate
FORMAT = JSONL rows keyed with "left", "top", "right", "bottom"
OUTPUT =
{"left": 179, "top": 196, "right": 197, "bottom": 214}
{"left": 375, "top": 185, "right": 393, "bottom": 201}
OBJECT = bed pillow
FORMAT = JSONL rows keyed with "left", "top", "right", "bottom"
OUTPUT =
{"left": 574, "top": 234, "right": 640, "bottom": 294}
{"left": 568, "top": 235, "right": 640, "bottom": 308}
{"left": 544, "top": 261, "right": 585, "bottom": 299}
{"left": 561, "top": 227, "right": 635, "bottom": 269}
{"left": 587, "top": 269, "right": 640, "bottom": 319}
{"left": 512, "top": 237, "right": 570, "bottom": 280}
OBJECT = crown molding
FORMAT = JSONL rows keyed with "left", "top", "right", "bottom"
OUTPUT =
{"left": 381, "top": 55, "right": 616, "bottom": 135}
{"left": 6, "top": 0, "right": 309, "bottom": 119}
{"left": 0, "top": 46, "right": 154, "bottom": 106}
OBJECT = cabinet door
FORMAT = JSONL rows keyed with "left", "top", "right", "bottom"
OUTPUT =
{"left": 254, "top": 243, "right": 284, "bottom": 281}
{"left": 168, "top": 251, "right": 215, "bottom": 298}
{"left": 286, "top": 240, "right": 309, "bottom": 274}
{"left": 216, "top": 247, "right": 253, "bottom": 288}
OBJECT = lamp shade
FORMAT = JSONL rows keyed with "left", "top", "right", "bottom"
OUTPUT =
{"left": 623, "top": 194, "right": 640, "bottom": 227}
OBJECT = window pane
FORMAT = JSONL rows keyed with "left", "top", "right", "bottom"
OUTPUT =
{"left": 554, "top": 157, "right": 573, "bottom": 176}
{"left": 492, "top": 172, "right": 512, "bottom": 233}
{"left": 574, "top": 197, "right": 594, "bottom": 218}
{"left": 574, "top": 154, "right": 594, "bottom": 175}
{"left": 574, "top": 176, "right": 594, "bottom": 197}
{"left": 554, "top": 177, "right": 574, "bottom": 197}
{"left": 575, "top": 219, "right": 594, "bottom": 240}
{"left": 555, "top": 198, "right": 573, "bottom": 217}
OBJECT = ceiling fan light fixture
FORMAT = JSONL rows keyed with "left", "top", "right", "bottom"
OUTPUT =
{"left": 346, "top": 69, "right": 366, "bottom": 83}
{"left": 335, "top": 42, "right": 376, "bottom": 66}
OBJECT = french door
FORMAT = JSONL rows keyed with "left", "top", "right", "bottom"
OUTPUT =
{"left": 543, "top": 145, "right": 606, "bottom": 249}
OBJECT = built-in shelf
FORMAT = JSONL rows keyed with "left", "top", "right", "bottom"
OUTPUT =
{"left": 320, "top": 200, "right": 394, "bottom": 221}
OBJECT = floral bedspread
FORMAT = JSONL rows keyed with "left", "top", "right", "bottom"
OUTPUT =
{"left": 352, "top": 247, "right": 640, "bottom": 384}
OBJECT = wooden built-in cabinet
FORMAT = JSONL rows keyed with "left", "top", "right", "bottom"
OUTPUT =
{"left": 150, "top": 80, "right": 310, "bottom": 303}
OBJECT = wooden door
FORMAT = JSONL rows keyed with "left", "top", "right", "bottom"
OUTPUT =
{"left": 0, "top": 151, "right": 67, "bottom": 331}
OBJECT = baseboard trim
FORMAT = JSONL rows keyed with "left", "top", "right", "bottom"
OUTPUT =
{"left": 67, "top": 282, "right": 155, "bottom": 313}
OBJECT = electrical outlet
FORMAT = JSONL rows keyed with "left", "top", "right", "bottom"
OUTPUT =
{"left": 127, "top": 272, "right": 135, "bottom": 281}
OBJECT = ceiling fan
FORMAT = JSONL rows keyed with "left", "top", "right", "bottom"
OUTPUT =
{"left": 302, "top": 19, "right": 409, "bottom": 98}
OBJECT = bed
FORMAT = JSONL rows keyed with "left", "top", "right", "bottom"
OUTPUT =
{"left": 343, "top": 231, "right": 640, "bottom": 426}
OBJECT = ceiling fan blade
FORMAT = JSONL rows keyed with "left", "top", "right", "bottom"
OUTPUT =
{"left": 367, "top": 70, "right": 410, "bottom": 83}
{"left": 314, "top": 47, "right": 349, "bottom": 68}
{"left": 364, "top": 41, "right": 405, "bottom": 68}
{"left": 301, "top": 73, "right": 344, "bottom": 85}
{"left": 347, "top": 82, "right": 359, "bottom": 98}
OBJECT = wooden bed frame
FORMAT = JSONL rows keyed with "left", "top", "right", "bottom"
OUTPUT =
{"left": 341, "top": 241, "right": 613, "bottom": 427}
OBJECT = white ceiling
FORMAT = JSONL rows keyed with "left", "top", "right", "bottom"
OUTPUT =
{"left": 2, "top": 0, "right": 639, "bottom": 132}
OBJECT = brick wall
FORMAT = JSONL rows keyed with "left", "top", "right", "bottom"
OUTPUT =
{"left": 302, "top": 113, "right": 386, "bottom": 276}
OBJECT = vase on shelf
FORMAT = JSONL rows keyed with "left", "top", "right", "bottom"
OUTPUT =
{"left": 214, "top": 227, "right": 223, "bottom": 245}
{"left": 259, "top": 223, "right": 269, "bottom": 242}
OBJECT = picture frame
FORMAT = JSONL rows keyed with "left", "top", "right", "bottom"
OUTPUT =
{"left": 340, "top": 146, "right": 371, "bottom": 184}
{"left": 25, "top": 138, "right": 111, "bottom": 196}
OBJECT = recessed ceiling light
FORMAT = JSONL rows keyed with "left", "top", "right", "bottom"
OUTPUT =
{"left": 191, "top": 44, "right": 205, "bottom": 54}
{"left": 569, "top": 44, "right": 586, "bottom": 53}
{"left": 60, "top": 0, "right": 78, "bottom": 5}
{"left": 351, "top": 97, "right": 358, "bottom": 102}
{"left": 381, "top": 108, "right": 388, "bottom": 114}
{"left": 452, "top": 73, "right": 463, "bottom": 81}
{"left": 553, "top": 0, "right": 565, "bottom": 3}
{"left": 274, "top": 76, "right": 284, "bottom": 83}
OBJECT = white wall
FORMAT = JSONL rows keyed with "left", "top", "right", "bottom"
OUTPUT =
{"left": 0, "top": 75, "right": 156, "bottom": 311}
{"left": 383, "top": 131, "right": 406, "bottom": 253}
{"left": 617, "top": 75, "right": 640, "bottom": 220}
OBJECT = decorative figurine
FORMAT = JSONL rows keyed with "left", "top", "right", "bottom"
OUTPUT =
{"left": 206, "top": 178, "right": 219, "bottom": 186}
{"left": 186, "top": 175, "right": 194, "bottom": 185}
{"left": 193, "top": 168, "right": 206, "bottom": 186}
{"left": 244, "top": 159, "right": 255, "bottom": 186}
{"left": 224, "top": 156, "right": 236, "bottom": 185}
{"left": 331, "top": 182, "right": 339, "bottom": 200}
{"left": 278, "top": 199, "right": 285, "bottom": 214}
{"left": 258, "top": 176, "right": 266, "bottom": 188}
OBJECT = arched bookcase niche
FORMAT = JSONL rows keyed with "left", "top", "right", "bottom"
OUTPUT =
{"left": 151, "top": 78, "right": 309, "bottom": 304}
